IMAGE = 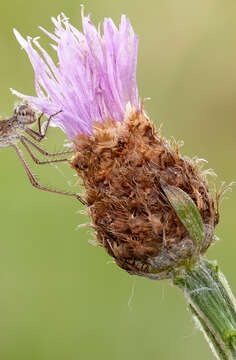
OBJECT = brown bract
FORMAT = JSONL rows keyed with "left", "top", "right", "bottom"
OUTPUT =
{"left": 70, "top": 109, "right": 218, "bottom": 279}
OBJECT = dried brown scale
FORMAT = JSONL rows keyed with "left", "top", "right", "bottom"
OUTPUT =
{"left": 70, "top": 110, "right": 218, "bottom": 278}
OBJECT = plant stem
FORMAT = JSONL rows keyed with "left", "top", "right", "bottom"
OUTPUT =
{"left": 174, "top": 258, "right": 236, "bottom": 359}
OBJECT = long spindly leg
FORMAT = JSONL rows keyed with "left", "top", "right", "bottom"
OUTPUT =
{"left": 11, "top": 144, "right": 87, "bottom": 205}
{"left": 25, "top": 126, "right": 44, "bottom": 142}
{"left": 37, "top": 112, "right": 44, "bottom": 135}
{"left": 41, "top": 110, "right": 62, "bottom": 139}
{"left": 20, "top": 135, "right": 73, "bottom": 161}
{"left": 25, "top": 110, "right": 62, "bottom": 142}
{"left": 20, "top": 138, "right": 70, "bottom": 165}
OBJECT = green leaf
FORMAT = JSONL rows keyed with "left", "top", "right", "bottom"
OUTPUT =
{"left": 161, "top": 182, "right": 204, "bottom": 247}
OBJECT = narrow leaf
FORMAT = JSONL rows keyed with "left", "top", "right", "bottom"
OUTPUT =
{"left": 161, "top": 182, "right": 204, "bottom": 246}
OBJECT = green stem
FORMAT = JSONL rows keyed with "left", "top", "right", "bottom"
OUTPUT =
{"left": 174, "top": 258, "right": 236, "bottom": 359}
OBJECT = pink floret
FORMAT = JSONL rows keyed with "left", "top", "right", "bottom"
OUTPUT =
{"left": 12, "top": 9, "right": 139, "bottom": 139}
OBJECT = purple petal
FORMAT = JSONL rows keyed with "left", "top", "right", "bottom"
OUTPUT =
{"left": 12, "top": 9, "right": 140, "bottom": 139}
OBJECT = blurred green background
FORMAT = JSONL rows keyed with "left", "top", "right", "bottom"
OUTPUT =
{"left": 0, "top": 0, "right": 235, "bottom": 359}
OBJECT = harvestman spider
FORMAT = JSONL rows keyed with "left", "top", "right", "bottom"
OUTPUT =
{"left": 0, "top": 104, "right": 86, "bottom": 205}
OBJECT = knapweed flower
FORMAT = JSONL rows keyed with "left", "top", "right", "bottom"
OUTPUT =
{"left": 12, "top": 9, "right": 139, "bottom": 139}
{"left": 12, "top": 9, "right": 218, "bottom": 280}
{"left": 12, "top": 9, "right": 236, "bottom": 359}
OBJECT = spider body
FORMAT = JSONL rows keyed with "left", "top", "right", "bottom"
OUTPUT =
{"left": 0, "top": 104, "right": 86, "bottom": 205}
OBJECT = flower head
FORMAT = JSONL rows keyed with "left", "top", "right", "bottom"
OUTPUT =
{"left": 12, "top": 8, "right": 139, "bottom": 138}
{"left": 13, "top": 9, "right": 219, "bottom": 280}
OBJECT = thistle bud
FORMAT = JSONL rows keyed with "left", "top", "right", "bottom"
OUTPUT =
{"left": 12, "top": 10, "right": 236, "bottom": 360}
{"left": 70, "top": 110, "right": 218, "bottom": 279}
{"left": 13, "top": 9, "right": 219, "bottom": 279}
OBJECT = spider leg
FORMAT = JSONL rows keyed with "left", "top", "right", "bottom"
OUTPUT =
{"left": 21, "top": 135, "right": 74, "bottom": 158}
{"left": 24, "top": 127, "right": 43, "bottom": 142}
{"left": 37, "top": 112, "right": 44, "bottom": 135}
{"left": 25, "top": 110, "right": 62, "bottom": 142}
{"left": 39, "top": 110, "right": 62, "bottom": 139}
{"left": 11, "top": 143, "right": 86, "bottom": 205}
{"left": 20, "top": 137, "right": 71, "bottom": 165}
